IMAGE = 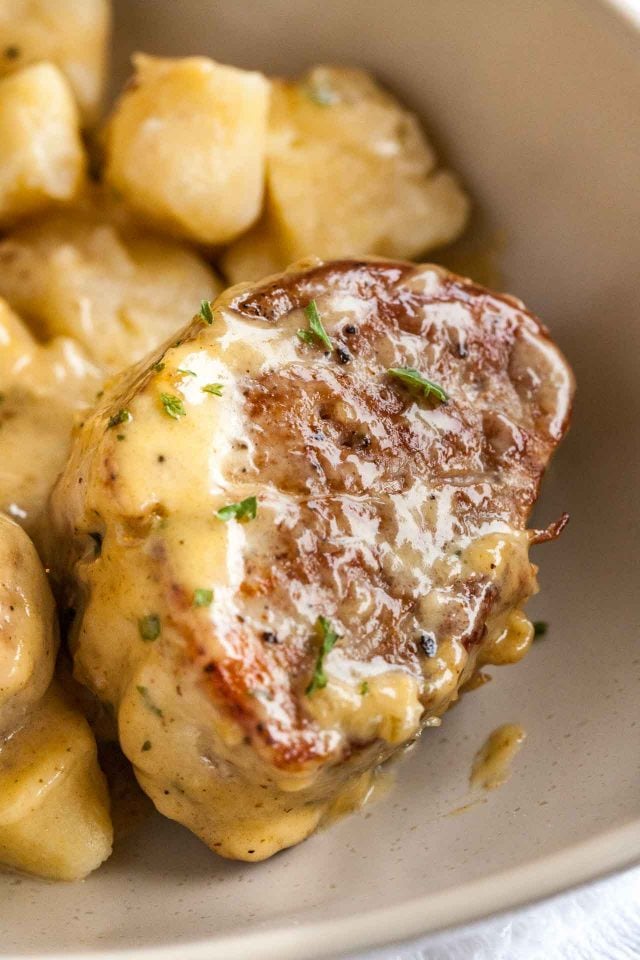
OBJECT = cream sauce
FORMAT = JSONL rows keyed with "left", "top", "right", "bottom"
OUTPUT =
{"left": 49, "top": 258, "right": 573, "bottom": 860}
{"left": 470, "top": 723, "right": 527, "bottom": 791}
{"left": 0, "top": 198, "right": 221, "bottom": 542}
{"left": 0, "top": 514, "right": 112, "bottom": 879}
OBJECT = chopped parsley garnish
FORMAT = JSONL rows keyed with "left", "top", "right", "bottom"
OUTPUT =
{"left": 194, "top": 588, "right": 213, "bottom": 607}
{"left": 306, "top": 83, "right": 338, "bottom": 106}
{"left": 138, "top": 614, "right": 160, "bottom": 641}
{"left": 160, "top": 393, "right": 186, "bottom": 420}
{"left": 199, "top": 300, "right": 214, "bottom": 324}
{"left": 202, "top": 383, "right": 224, "bottom": 396}
{"left": 297, "top": 300, "right": 332, "bottom": 352}
{"left": 216, "top": 496, "right": 258, "bottom": 522}
{"left": 152, "top": 361, "right": 165, "bottom": 373}
{"left": 360, "top": 680, "right": 369, "bottom": 696}
{"left": 533, "top": 620, "right": 549, "bottom": 639}
{"left": 136, "top": 685, "right": 163, "bottom": 718}
{"left": 107, "top": 408, "right": 132, "bottom": 429}
{"left": 306, "top": 616, "right": 339, "bottom": 695}
{"left": 141, "top": 740, "right": 152, "bottom": 752}
{"left": 178, "top": 368, "right": 196, "bottom": 377}
{"left": 388, "top": 367, "right": 448, "bottom": 404}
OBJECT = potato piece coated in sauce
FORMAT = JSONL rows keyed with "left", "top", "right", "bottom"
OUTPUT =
{"left": 0, "top": 514, "right": 112, "bottom": 880}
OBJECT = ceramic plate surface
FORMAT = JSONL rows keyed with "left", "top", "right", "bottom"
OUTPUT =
{"left": 2, "top": 1, "right": 639, "bottom": 958}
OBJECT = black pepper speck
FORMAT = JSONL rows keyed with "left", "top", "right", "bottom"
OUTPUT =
{"left": 419, "top": 633, "right": 438, "bottom": 657}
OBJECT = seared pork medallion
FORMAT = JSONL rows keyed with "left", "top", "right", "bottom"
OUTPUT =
{"left": 50, "top": 259, "right": 574, "bottom": 861}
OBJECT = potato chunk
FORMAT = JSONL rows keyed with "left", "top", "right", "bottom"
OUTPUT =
{"left": 0, "top": 62, "right": 86, "bottom": 227}
{"left": 0, "top": 299, "right": 98, "bottom": 540}
{"left": 0, "top": 199, "right": 220, "bottom": 537}
{"left": 222, "top": 66, "right": 469, "bottom": 284}
{"left": 104, "top": 54, "right": 270, "bottom": 245}
{"left": 0, "top": 512, "right": 56, "bottom": 733}
{"left": 0, "top": 199, "right": 221, "bottom": 372}
{"left": 0, "top": 516, "right": 112, "bottom": 880}
{"left": 0, "top": 0, "right": 110, "bottom": 125}
{"left": 0, "top": 685, "right": 113, "bottom": 881}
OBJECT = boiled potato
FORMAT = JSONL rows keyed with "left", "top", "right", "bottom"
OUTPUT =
{"left": 104, "top": 54, "right": 270, "bottom": 245}
{"left": 0, "top": 686, "right": 113, "bottom": 881}
{"left": 0, "top": 197, "right": 222, "bottom": 371}
{"left": 0, "top": 62, "right": 86, "bottom": 227}
{"left": 0, "top": 298, "right": 99, "bottom": 540}
{"left": 0, "top": 515, "right": 112, "bottom": 880}
{"left": 0, "top": 0, "right": 111, "bottom": 125}
{"left": 219, "top": 213, "right": 283, "bottom": 287}
{"left": 221, "top": 66, "right": 469, "bottom": 283}
{"left": 0, "top": 511, "right": 56, "bottom": 733}
{"left": 0, "top": 198, "right": 220, "bottom": 536}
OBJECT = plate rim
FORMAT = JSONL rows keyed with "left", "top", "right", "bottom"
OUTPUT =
{"left": 9, "top": 820, "right": 640, "bottom": 960}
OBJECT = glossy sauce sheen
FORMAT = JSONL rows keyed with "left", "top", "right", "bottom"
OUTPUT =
{"left": 470, "top": 723, "right": 527, "bottom": 791}
{"left": 51, "top": 258, "right": 574, "bottom": 860}
{"left": 0, "top": 513, "right": 112, "bottom": 879}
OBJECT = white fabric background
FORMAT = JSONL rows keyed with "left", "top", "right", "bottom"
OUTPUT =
{"left": 353, "top": 866, "right": 640, "bottom": 959}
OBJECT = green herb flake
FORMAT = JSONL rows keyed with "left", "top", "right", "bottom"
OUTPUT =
{"left": 297, "top": 300, "right": 332, "bottom": 352}
{"left": 107, "top": 408, "right": 132, "bottom": 429}
{"left": 533, "top": 620, "right": 549, "bottom": 639}
{"left": 152, "top": 361, "right": 165, "bottom": 373}
{"left": 138, "top": 614, "right": 161, "bottom": 642}
{"left": 194, "top": 588, "right": 213, "bottom": 608}
{"left": 306, "top": 616, "right": 339, "bottom": 695}
{"left": 216, "top": 495, "right": 257, "bottom": 523}
{"left": 116, "top": 433, "right": 126, "bottom": 441}
{"left": 136, "top": 685, "right": 164, "bottom": 718}
{"left": 305, "top": 83, "right": 338, "bottom": 106}
{"left": 141, "top": 740, "right": 152, "bottom": 752}
{"left": 178, "top": 368, "right": 197, "bottom": 377}
{"left": 360, "top": 680, "right": 369, "bottom": 696}
{"left": 160, "top": 393, "right": 186, "bottom": 420}
{"left": 198, "top": 300, "right": 214, "bottom": 324}
{"left": 202, "top": 383, "right": 224, "bottom": 396}
{"left": 387, "top": 367, "right": 448, "bottom": 404}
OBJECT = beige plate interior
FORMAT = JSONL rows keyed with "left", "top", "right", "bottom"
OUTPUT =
{"left": 2, "top": 1, "right": 640, "bottom": 957}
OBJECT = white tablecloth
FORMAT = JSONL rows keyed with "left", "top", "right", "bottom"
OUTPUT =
{"left": 356, "top": 866, "right": 640, "bottom": 960}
